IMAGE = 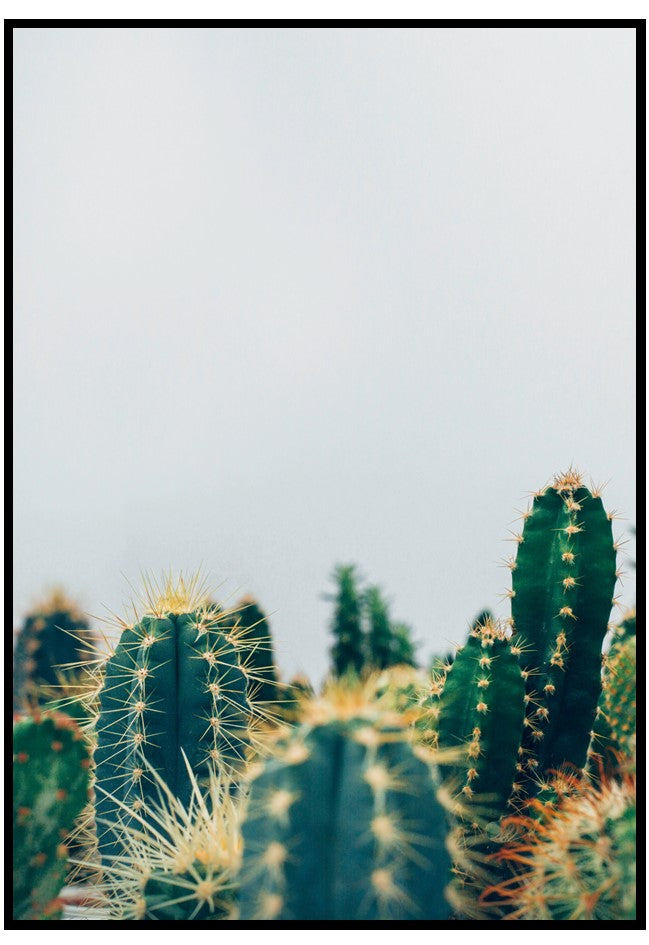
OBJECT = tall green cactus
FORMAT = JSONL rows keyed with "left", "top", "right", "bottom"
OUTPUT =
{"left": 13, "top": 710, "right": 92, "bottom": 919}
{"left": 13, "top": 590, "right": 96, "bottom": 711}
{"left": 239, "top": 680, "right": 451, "bottom": 920}
{"left": 508, "top": 470, "right": 617, "bottom": 798}
{"left": 432, "top": 619, "right": 526, "bottom": 823}
{"left": 92, "top": 575, "right": 259, "bottom": 866}
{"left": 328, "top": 564, "right": 364, "bottom": 677}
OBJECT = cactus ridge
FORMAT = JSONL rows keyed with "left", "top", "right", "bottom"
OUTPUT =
{"left": 239, "top": 680, "right": 451, "bottom": 921}
{"left": 13, "top": 710, "right": 92, "bottom": 919}
{"left": 510, "top": 471, "right": 617, "bottom": 797}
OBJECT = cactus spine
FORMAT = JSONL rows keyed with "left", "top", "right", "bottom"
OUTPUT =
{"left": 509, "top": 470, "right": 617, "bottom": 797}
{"left": 588, "top": 634, "right": 636, "bottom": 779}
{"left": 13, "top": 710, "right": 91, "bottom": 919}
{"left": 239, "top": 680, "right": 451, "bottom": 920}
{"left": 488, "top": 775, "right": 636, "bottom": 920}
{"left": 96, "top": 762, "right": 241, "bottom": 920}
{"left": 13, "top": 590, "right": 96, "bottom": 711}
{"left": 92, "top": 575, "right": 259, "bottom": 865}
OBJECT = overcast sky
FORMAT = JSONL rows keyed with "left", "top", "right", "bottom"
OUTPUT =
{"left": 13, "top": 27, "right": 636, "bottom": 683}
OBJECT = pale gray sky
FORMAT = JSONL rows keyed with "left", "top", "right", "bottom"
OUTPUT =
{"left": 13, "top": 27, "right": 636, "bottom": 682}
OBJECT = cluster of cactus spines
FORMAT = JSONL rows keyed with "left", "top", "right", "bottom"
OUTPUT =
{"left": 431, "top": 617, "right": 526, "bottom": 824}
{"left": 239, "top": 679, "right": 451, "bottom": 920}
{"left": 92, "top": 573, "right": 262, "bottom": 866}
{"left": 588, "top": 633, "right": 636, "bottom": 779}
{"left": 96, "top": 761, "right": 241, "bottom": 921}
{"left": 328, "top": 564, "right": 365, "bottom": 677}
{"left": 507, "top": 469, "right": 618, "bottom": 799}
{"left": 13, "top": 589, "right": 97, "bottom": 712}
{"left": 13, "top": 710, "right": 92, "bottom": 919}
{"left": 485, "top": 774, "right": 636, "bottom": 920}
{"left": 277, "top": 672, "right": 314, "bottom": 722}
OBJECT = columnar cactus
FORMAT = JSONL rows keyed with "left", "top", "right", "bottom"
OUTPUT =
{"left": 508, "top": 470, "right": 618, "bottom": 798}
{"left": 327, "top": 564, "right": 364, "bottom": 677}
{"left": 92, "top": 574, "right": 259, "bottom": 866}
{"left": 588, "top": 634, "right": 636, "bottom": 779}
{"left": 487, "top": 775, "right": 636, "bottom": 920}
{"left": 13, "top": 590, "right": 96, "bottom": 711}
{"left": 432, "top": 618, "right": 526, "bottom": 824}
{"left": 13, "top": 710, "right": 92, "bottom": 919}
{"left": 239, "top": 680, "right": 451, "bottom": 920}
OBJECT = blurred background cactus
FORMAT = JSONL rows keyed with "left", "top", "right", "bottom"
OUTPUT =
{"left": 13, "top": 589, "right": 97, "bottom": 713}
{"left": 13, "top": 710, "right": 92, "bottom": 919}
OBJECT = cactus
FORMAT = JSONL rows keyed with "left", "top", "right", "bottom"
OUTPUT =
{"left": 422, "top": 619, "right": 526, "bottom": 918}
{"left": 508, "top": 470, "right": 617, "bottom": 799}
{"left": 432, "top": 619, "right": 526, "bottom": 824}
{"left": 588, "top": 634, "right": 636, "bottom": 779}
{"left": 95, "top": 761, "right": 241, "bottom": 920}
{"left": 13, "top": 589, "right": 96, "bottom": 712}
{"left": 365, "top": 586, "right": 394, "bottom": 670}
{"left": 486, "top": 775, "right": 636, "bottom": 920}
{"left": 390, "top": 622, "right": 417, "bottom": 667}
{"left": 276, "top": 673, "right": 314, "bottom": 723}
{"left": 239, "top": 679, "right": 451, "bottom": 920}
{"left": 92, "top": 573, "right": 261, "bottom": 866}
{"left": 232, "top": 596, "right": 279, "bottom": 708}
{"left": 327, "top": 564, "right": 364, "bottom": 677}
{"left": 13, "top": 710, "right": 92, "bottom": 919}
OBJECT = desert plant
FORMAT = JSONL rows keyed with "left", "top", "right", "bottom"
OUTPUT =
{"left": 13, "top": 590, "right": 96, "bottom": 712}
{"left": 239, "top": 678, "right": 451, "bottom": 920}
{"left": 92, "top": 573, "right": 264, "bottom": 867}
{"left": 13, "top": 710, "right": 92, "bottom": 919}
{"left": 327, "top": 564, "right": 364, "bottom": 677}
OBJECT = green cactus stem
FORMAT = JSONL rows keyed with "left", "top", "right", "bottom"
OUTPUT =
{"left": 239, "top": 679, "right": 451, "bottom": 921}
{"left": 13, "top": 710, "right": 92, "bottom": 920}
{"left": 509, "top": 470, "right": 617, "bottom": 798}
{"left": 588, "top": 634, "right": 636, "bottom": 779}
{"left": 92, "top": 574, "right": 259, "bottom": 867}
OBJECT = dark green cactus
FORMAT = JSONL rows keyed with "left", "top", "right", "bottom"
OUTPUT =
{"left": 432, "top": 619, "right": 526, "bottom": 824}
{"left": 239, "top": 680, "right": 451, "bottom": 921}
{"left": 92, "top": 576, "right": 258, "bottom": 866}
{"left": 390, "top": 622, "right": 417, "bottom": 667}
{"left": 327, "top": 564, "right": 364, "bottom": 677}
{"left": 231, "top": 596, "right": 279, "bottom": 708}
{"left": 13, "top": 590, "right": 96, "bottom": 712}
{"left": 588, "top": 634, "right": 636, "bottom": 779}
{"left": 365, "top": 585, "right": 393, "bottom": 670}
{"left": 13, "top": 710, "right": 92, "bottom": 919}
{"left": 508, "top": 470, "right": 617, "bottom": 798}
